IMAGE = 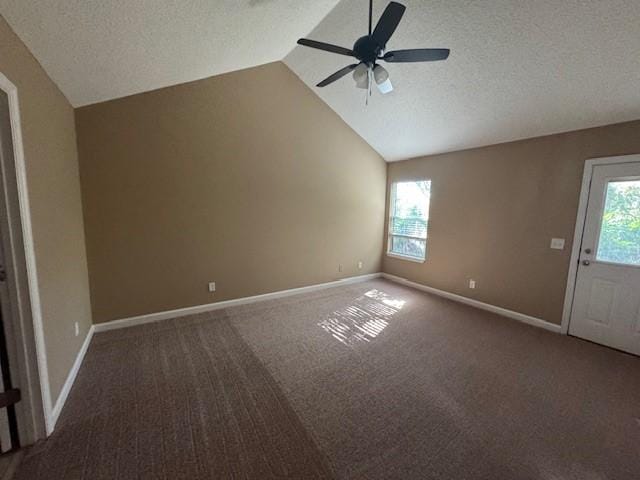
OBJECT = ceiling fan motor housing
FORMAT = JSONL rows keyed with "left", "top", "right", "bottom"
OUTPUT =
{"left": 354, "top": 36, "right": 382, "bottom": 64}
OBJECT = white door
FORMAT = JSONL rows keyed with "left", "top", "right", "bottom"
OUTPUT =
{"left": 569, "top": 162, "right": 640, "bottom": 355}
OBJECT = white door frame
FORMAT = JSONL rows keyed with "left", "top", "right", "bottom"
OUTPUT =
{"left": 0, "top": 72, "right": 48, "bottom": 442}
{"left": 561, "top": 154, "right": 640, "bottom": 335}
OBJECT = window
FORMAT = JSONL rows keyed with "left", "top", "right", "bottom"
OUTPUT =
{"left": 596, "top": 179, "right": 640, "bottom": 266}
{"left": 387, "top": 180, "right": 431, "bottom": 262}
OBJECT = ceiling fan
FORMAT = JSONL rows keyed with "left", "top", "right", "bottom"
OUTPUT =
{"left": 297, "top": 0, "right": 450, "bottom": 96}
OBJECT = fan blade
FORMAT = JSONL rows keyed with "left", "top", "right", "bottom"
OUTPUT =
{"left": 382, "top": 48, "right": 450, "bottom": 63}
{"left": 317, "top": 64, "right": 359, "bottom": 87}
{"left": 297, "top": 39, "right": 355, "bottom": 57}
{"left": 372, "top": 2, "right": 406, "bottom": 48}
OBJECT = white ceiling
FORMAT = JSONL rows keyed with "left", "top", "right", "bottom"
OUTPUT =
{"left": 285, "top": 0, "right": 640, "bottom": 160}
{"left": 1, "top": 1, "right": 639, "bottom": 161}
{"left": 0, "top": 0, "right": 340, "bottom": 107}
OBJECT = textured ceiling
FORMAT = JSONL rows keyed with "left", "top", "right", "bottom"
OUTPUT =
{"left": 0, "top": 0, "right": 340, "bottom": 106}
{"left": 285, "top": 0, "right": 640, "bottom": 161}
{"left": 2, "top": 1, "right": 639, "bottom": 161}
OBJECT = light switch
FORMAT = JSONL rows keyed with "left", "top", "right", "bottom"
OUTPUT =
{"left": 550, "top": 238, "right": 565, "bottom": 250}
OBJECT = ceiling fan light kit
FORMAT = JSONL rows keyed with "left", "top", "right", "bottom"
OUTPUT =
{"left": 353, "top": 63, "right": 369, "bottom": 89}
{"left": 296, "top": 0, "right": 450, "bottom": 100}
{"left": 373, "top": 65, "right": 393, "bottom": 94}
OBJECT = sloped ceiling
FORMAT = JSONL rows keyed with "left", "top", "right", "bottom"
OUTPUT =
{"left": 285, "top": 0, "right": 640, "bottom": 160}
{"left": 1, "top": 0, "right": 639, "bottom": 161}
{"left": 0, "top": 0, "right": 340, "bottom": 107}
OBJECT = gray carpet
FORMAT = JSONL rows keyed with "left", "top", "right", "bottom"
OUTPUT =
{"left": 14, "top": 279, "right": 640, "bottom": 479}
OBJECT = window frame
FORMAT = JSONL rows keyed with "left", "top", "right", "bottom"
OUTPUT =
{"left": 386, "top": 180, "right": 431, "bottom": 263}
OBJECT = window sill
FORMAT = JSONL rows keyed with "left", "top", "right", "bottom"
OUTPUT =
{"left": 386, "top": 252, "right": 426, "bottom": 264}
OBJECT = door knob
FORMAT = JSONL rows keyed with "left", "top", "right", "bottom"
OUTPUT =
{"left": 582, "top": 260, "right": 590, "bottom": 266}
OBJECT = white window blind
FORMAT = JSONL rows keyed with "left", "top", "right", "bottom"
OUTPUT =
{"left": 388, "top": 180, "right": 431, "bottom": 261}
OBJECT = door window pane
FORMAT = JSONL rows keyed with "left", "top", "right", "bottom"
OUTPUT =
{"left": 596, "top": 180, "right": 640, "bottom": 265}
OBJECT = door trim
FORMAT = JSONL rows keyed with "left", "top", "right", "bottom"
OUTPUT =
{"left": 0, "top": 72, "right": 48, "bottom": 440}
{"left": 561, "top": 154, "right": 640, "bottom": 335}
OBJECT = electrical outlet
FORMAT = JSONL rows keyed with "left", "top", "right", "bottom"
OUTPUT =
{"left": 357, "top": 261, "right": 363, "bottom": 270}
{"left": 469, "top": 279, "right": 476, "bottom": 289}
{"left": 338, "top": 264, "right": 343, "bottom": 273}
{"left": 208, "top": 282, "right": 216, "bottom": 292}
{"left": 74, "top": 322, "right": 79, "bottom": 337}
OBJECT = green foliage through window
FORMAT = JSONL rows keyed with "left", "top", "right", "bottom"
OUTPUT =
{"left": 597, "top": 180, "right": 640, "bottom": 266}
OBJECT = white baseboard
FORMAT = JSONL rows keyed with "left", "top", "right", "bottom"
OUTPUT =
{"left": 47, "top": 324, "right": 95, "bottom": 434}
{"left": 382, "top": 273, "right": 562, "bottom": 333}
{"left": 94, "top": 273, "right": 383, "bottom": 333}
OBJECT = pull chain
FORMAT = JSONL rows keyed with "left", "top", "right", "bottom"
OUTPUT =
{"left": 365, "top": 67, "right": 372, "bottom": 106}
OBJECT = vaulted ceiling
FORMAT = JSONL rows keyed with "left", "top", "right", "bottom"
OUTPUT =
{"left": 285, "top": 0, "right": 640, "bottom": 160}
{"left": 1, "top": 0, "right": 639, "bottom": 161}
{"left": 0, "top": 0, "right": 340, "bottom": 106}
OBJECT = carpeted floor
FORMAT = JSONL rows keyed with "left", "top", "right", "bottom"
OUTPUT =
{"left": 14, "top": 279, "right": 640, "bottom": 479}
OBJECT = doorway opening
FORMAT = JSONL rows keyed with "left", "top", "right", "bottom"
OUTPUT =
{"left": 0, "top": 74, "right": 48, "bottom": 452}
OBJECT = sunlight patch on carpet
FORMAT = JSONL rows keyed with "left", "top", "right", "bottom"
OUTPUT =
{"left": 318, "top": 289, "right": 405, "bottom": 346}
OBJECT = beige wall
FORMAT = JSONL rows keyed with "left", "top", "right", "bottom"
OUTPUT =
{"left": 384, "top": 120, "right": 640, "bottom": 325}
{"left": 76, "top": 62, "right": 386, "bottom": 323}
{"left": 0, "top": 17, "right": 92, "bottom": 402}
